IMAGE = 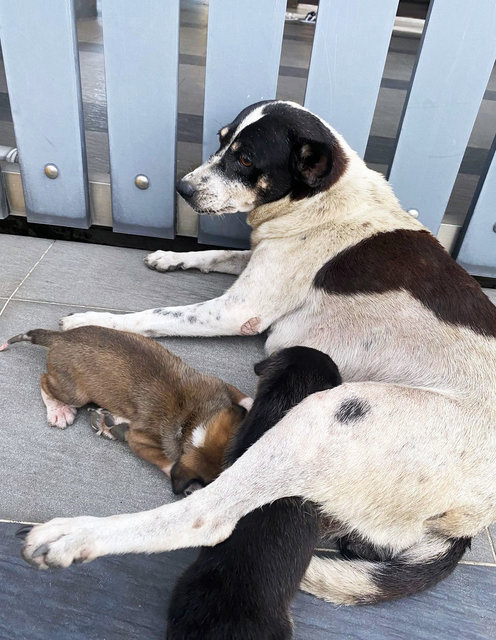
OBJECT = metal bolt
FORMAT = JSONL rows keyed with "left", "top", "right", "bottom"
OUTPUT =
{"left": 135, "top": 174, "right": 149, "bottom": 190}
{"left": 44, "top": 163, "right": 59, "bottom": 179}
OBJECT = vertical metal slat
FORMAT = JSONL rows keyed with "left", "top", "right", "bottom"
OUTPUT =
{"left": 455, "top": 137, "right": 496, "bottom": 278}
{"left": 305, "top": 0, "right": 398, "bottom": 158}
{"left": 198, "top": 0, "right": 286, "bottom": 248}
{"left": 388, "top": 0, "right": 496, "bottom": 234}
{"left": 0, "top": 0, "right": 89, "bottom": 227}
{"left": 102, "top": 0, "right": 179, "bottom": 238}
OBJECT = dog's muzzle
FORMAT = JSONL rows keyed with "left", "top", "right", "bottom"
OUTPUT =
{"left": 176, "top": 179, "right": 197, "bottom": 201}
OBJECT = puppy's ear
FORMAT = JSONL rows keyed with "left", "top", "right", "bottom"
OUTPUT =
{"left": 238, "top": 396, "right": 253, "bottom": 412}
{"left": 291, "top": 138, "right": 333, "bottom": 189}
{"left": 225, "top": 384, "right": 253, "bottom": 412}
{"left": 254, "top": 356, "right": 271, "bottom": 376}
{"left": 226, "top": 383, "right": 247, "bottom": 403}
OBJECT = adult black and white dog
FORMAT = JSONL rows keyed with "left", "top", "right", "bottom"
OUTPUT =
{"left": 21, "top": 101, "right": 496, "bottom": 605}
{"left": 167, "top": 346, "right": 341, "bottom": 639}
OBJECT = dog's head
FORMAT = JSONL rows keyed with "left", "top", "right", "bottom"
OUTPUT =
{"left": 176, "top": 101, "right": 348, "bottom": 215}
{"left": 170, "top": 400, "right": 248, "bottom": 495}
{"left": 254, "top": 346, "right": 342, "bottom": 399}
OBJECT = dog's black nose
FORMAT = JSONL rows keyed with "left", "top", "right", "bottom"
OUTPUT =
{"left": 176, "top": 179, "right": 196, "bottom": 200}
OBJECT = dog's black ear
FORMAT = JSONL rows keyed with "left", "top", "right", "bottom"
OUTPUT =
{"left": 290, "top": 138, "right": 333, "bottom": 189}
{"left": 254, "top": 356, "right": 271, "bottom": 376}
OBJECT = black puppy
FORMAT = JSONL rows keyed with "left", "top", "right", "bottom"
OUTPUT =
{"left": 166, "top": 346, "right": 342, "bottom": 640}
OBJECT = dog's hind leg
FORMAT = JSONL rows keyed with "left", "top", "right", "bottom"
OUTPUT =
{"left": 40, "top": 373, "right": 77, "bottom": 429}
{"left": 145, "top": 249, "right": 252, "bottom": 275}
{"left": 21, "top": 383, "right": 478, "bottom": 578}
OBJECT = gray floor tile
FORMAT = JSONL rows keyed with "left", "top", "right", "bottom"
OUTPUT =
{"left": 0, "top": 235, "right": 53, "bottom": 298}
{"left": 1, "top": 520, "right": 495, "bottom": 640}
{"left": 0, "top": 299, "right": 264, "bottom": 522}
{"left": 14, "top": 239, "right": 237, "bottom": 310}
{"left": 462, "top": 529, "right": 496, "bottom": 564}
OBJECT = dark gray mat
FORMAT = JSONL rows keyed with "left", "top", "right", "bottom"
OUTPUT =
{"left": 0, "top": 523, "right": 495, "bottom": 640}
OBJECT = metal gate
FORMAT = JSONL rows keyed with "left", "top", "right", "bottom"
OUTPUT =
{"left": 0, "top": 0, "right": 494, "bottom": 276}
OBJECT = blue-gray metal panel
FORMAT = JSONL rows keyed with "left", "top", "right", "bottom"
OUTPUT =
{"left": 456, "top": 138, "right": 496, "bottom": 278}
{"left": 102, "top": 0, "right": 179, "bottom": 238}
{"left": 0, "top": 0, "right": 89, "bottom": 228}
{"left": 305, "top": 0, "right": 398, "bottom": 158}
{"left": 388, "top": 0, "right": 496, "bottom": 234}
{"left": 198, "top": 0, "right": 286, "bottom": 248}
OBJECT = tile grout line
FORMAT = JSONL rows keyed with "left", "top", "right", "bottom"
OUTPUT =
{"left": 0, "top": 532, "right": 494, "bottom": 566}
{"left": 13, "top": 298, "right": 135, "bottom": 313}
{"left": 485, "top": 527, "right": 496, "bottom": 563}
{"left": 0, "top": 241, "right": 56, "bottom": 318}
{"left": 0, "top": 518, "right": 39, "bottom": 525}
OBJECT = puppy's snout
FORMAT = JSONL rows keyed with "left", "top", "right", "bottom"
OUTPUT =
{"left": 176, "top": 179, "right": 196, "bottom": 200}
{"left": 183, "top": 481, "right": 205, "bottom": 497}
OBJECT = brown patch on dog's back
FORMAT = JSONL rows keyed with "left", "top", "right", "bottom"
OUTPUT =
{"left": 314, "top": 229, "right": 496, "bottom": 337}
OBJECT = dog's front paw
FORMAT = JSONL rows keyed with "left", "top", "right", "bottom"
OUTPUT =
{"left": 144, "top": 250, "right": 185, "bottom": 272}
{"left": 60, "top": 311, "right": 118, "bottom": 331}
{"left": 21, "top": 516, "right": 102, "bottom": 569}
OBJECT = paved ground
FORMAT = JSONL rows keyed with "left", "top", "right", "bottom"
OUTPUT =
{"left": 0, "top": 234, "right": 495, "bottom": 638}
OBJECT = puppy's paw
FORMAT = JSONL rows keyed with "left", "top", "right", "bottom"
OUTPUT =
{"left": 60, "top": 312, "right": 118, "bottom": 331}
{"left": 47, "top": 404, "right": 76, "bottom": 429}
{"left": 144, "top": 250, "right": 185, "bottom": 272}
{"left": 21, "top": 516, "right": 102, "bottom": 569}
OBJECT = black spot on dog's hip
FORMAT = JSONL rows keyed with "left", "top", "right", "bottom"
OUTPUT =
{"left": 335, "top": 398, "right": 370, "bottom": 424}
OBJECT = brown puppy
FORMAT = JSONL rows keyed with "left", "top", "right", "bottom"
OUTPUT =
{"left": 1, "top": 326, "right": 251, "bottom": 494}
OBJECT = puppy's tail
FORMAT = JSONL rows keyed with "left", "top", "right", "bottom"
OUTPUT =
{"left": 301, "top": 533, "right": 470, "bottom": 605}
{"left": 0, "top": 329, "right": 61, "bottom": 352}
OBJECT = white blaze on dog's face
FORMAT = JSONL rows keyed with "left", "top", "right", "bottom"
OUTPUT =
{"left": 176, "top": 101, "right": 348, "bottom": 215}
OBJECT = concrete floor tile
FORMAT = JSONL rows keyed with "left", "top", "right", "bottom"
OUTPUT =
{"left": 462, "top": 529, "right": 496, "bottom": 564}
{"left": 0, "top": 235, "right": 53, "bottom": 297}
{"left": 13, "top": 239, "right": 237, "bottom": 311}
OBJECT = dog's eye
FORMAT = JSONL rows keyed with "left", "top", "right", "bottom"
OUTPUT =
{"left": 239, "top": 156, "right": 252, "bottom": 167}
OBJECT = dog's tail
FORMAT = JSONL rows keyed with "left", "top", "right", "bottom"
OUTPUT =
{"left": 0, "top": 329, "right": 62, "bottom": 352}
{"left": 301, "top": 533, "right": 470, "bottom": 605}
